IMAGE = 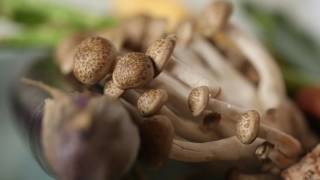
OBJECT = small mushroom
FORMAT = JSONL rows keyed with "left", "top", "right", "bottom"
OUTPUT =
{"left": 188, "top": 86, "right": 221, "bottom": 117}
{"left": 137, "top": 89, "right": 168, "bottom": 117}
{"left": 190, "top": 35, "right": 259, "bottom": 109}
{"left": 187, "top": 86, "right": 302, "bottom": 153}
{"left": 255, "top": 142, "right": 296, "bottom": 170}
{"left": 104, "top": 52, "right": 155, "bottom": 98}
{"left": 113, "top": 52, "right": 155, "bottom": 89}
{"left": 123, "top": 89, "right": 219, "bottom": 142}
{"left": 146, "top": 35, "right": 176, "bottom": 75}
{"left": 175, "top": 19, "right": 196, "bottom": 46}
{"left": 55, "top": 32, "right": 88, "bottom": 74}
{"left": 103, "top": 80, "right": 124, "bottom": 98}
{"left": 197, "top": 0, "right": 233, "bottom": 36}
{"left": 73, "top": 36, "right": 117, "bottom": 85}
{"left": 236, "top": 110, "right": 260, "bottom": 144}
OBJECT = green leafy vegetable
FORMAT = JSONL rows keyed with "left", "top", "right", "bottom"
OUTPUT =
{"left": 0, "top": 0, "right": 117, "bottom": 47}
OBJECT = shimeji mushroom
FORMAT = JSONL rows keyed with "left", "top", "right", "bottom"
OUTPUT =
{"left": 171, "top": 24, "right": 260, "bottom": 109}
{"left": 227, "top": 26, "right": 286, "bottom": 111}
{"left": 188, "top": 34, "right": 260, "bottom": 109}
{"left": 196, "top": 0, "right": 259, "bottom": 85}
{"left": 104, "top": 35, "right": 176, "bottom": 98}
{"left": 187, "top": 86, "right": 302, "bottom": 157}
{"left": 188, "top": 86, "right": 260, "bottom": 144}
{"left": 255, "top": 142, "right": 297, "bottom": 170}
{"left": 73, "top": 36, "right": 118, "bottom": 85}
{"left": 170, "top": 0, "right": 260, "bottom": 108}
{"left": 226, "top": 26, "right": 315, "bottom": 149}
{"left": 123, "top": 89, "right": 220, "bottom": 142}
{"left": 170, "top": 136, "right": 265, "bottom": 162}
{"left": 14, "top": 1, "right": 320, "bottom": 180}
{"left": 104, "top": 52, "right": 155, "bottom": 98}
{"left": 55, "top": 32, "right": 89, "bottom": 75}
{"left": 136, "top": 89, "right": 168, "bottom": 117}
{"left": 145, "top": 35, "right": 176, "bottom": 75}
{"left": 175, "top": 19, "right": 195, "bottom": 46}
{"left": 121, "top": 93, "right": 264, "bottom": 163}
{"left": 197, "top": 0, "right": 232, "bottom": 36}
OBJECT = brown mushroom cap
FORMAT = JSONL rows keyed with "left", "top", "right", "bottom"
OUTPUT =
{"left": 175, "top": 19, "right": 195, "bottom": 46}
{"left": 188, "top": 86, "right": 210, "bottom": 117}
{"left": 104, "top": 80, "right": 124, "bottom": 98}
{"left": 113, "top": 52, "right": 155, "bottom": 89}
{"left": 198, "top": 0, "right": 233, "bottom": 36}
{"left": 137, "top": 89, "right": 168, "bottom": 116}
{"left": 146, "top": 35, "right": 176, "bottom": 74}
{"left": 236, "top": 110, "right": 260, "bottom": 144}
{"left": 55, "top": 32, "right": 88, "bottom": 74}
{"left": 73, "top": 36, "right": 117, "bottom": 85}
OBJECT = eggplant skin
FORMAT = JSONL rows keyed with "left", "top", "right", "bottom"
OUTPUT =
{"left": 9, "top": 57, "right": 80, "bottom": 174}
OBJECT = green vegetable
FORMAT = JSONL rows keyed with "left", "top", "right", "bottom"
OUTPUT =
{"left": 0, "top": 0, "right": 117, "bottom": 47}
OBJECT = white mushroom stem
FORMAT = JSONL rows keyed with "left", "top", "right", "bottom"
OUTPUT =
{"left": 170, "top": 136, "right": 264, "bottom": 162}
{"left": 150, "top": 72, "right": 192, "bottom": 117}
{"left": 174, "top": 44, "right": 241, "bottom": 105}
{"left": 258, "top": 126, "right": 302, "bottom": 158}
{"left": 268, "top": 148, "right": 297, "bottom": 169}
{"left": 151, "top": 72, "right": 221, "bottom": 119}
{"left": 161, "top": 106, "right": 220, "bottom": 142}
{"left": 190, "top": 35, "right": 260, "bottom": 110}
{"left": 164, "top": 57, "right": 213, "bottom": 88}
{"left": 123, "top": 89, "right": 220, "bottom": 142}
{"left": 227, "top": 26, "right": 286, "bottom": 110}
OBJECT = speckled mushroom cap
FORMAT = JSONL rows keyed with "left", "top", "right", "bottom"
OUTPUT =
{"left": 236, "top": 110, "right": 260, "bottom": 144}
{"left": 113, "top": 52, "right": 155, "bottom": 89}
{"left": 188, "top": 86, "right": 210, "bottom": 117}
{"left": 137, "top": 89, "right": 168, "bottom": 117}
{"left": 198, "top": 0, "right": 233, "bottom": 35}
{"left": 73, "top": 36, "right": 117, "bottom": 85}
{"left": 146, "top": 35, "right": 176, "bottom": 74}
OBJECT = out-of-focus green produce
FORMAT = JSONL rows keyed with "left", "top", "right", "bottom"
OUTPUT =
{"left": 0, "top": 0, "right": 116, "bottom": 47}
{"left": 242, "top": 3, "right": 320, "bottom": 94}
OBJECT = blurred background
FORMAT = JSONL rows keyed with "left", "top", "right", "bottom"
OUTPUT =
{"left": 1, "top": 0, "right": 320, "bottom": 179}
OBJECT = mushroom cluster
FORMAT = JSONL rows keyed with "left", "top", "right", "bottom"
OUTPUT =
{"left": 24, "top": 1, "right": 319, "bottom": 179}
